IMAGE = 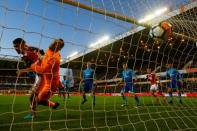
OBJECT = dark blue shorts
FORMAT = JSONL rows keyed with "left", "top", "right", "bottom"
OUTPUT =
{"left": 121, "top": 83, "right": 135, "bottom": 93}
{"left": 169, "top": 80, "right": 180, "bottom": 90}
{"left": 65, "top": 86, "right": 70, "bottom": 92}
{"left": 83, "top": 80, "right": 94, "bottom": 92}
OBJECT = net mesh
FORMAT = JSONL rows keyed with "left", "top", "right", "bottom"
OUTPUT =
{"left": 0, "top": 0, "right": 197, "bottom": 130}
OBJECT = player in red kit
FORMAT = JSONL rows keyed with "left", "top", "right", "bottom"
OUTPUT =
{"left": 13, "top": 38, "right": 45, "bottom": 119}
{"left": 146, "top": 68, "right": 166, "bottom": 103}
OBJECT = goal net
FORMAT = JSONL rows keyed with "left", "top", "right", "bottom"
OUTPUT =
{"left": 0, "top": 0, "right": 197, "bottom": 130}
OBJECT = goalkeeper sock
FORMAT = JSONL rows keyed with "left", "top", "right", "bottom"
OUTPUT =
{"left": 121, "top": 94, "right": 127, "bottom": 104}
{"left": 134, "top": 95, "right": 140, "bottom": 105}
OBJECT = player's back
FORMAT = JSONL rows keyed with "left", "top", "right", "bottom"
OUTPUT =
{"left": 42, "top": 48, "right": 61, "bottom": 90}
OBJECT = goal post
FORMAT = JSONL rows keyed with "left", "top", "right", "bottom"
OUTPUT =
{"left": 56, "top": 0, "right": 197, "bottom": 42}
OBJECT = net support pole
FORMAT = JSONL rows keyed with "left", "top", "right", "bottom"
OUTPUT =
{"left": 56, "top": 0, "right": 197, "bottom": 42}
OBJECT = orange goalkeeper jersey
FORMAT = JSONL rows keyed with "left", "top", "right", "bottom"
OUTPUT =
{"left": 31, "top": 48, "right": 61, "bottom": 91}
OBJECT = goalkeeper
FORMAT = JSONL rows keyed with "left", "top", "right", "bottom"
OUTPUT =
{"left": 30, "top": 39, "right": 64, "bottom": 110}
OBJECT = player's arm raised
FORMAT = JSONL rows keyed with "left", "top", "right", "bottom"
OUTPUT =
{"left": 153, "top": 66, "right": 161, "bottom": 73}
{"left": 156, "top": 74, "right": 163, "bottom": 86}
{"left": 178, "top": 71, "right": 183, "bottom": 85}
{"left": 160, "top": 70, "right": 169, "bottom": 79}
{"left": 132, "top": 71, "right": 137, "bottom": 83}
{"left": 117, "top": 79, "right": 123, "bottom": 87}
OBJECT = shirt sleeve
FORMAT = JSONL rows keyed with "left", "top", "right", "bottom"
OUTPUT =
{"left": 31, "top": 63, "right": 48, "bottom": 73}
{"left": 161, "top": 71, "right": 168, "bottom": 78}
{"left": 62, "top": 80, "right": 65, "bottom": 85}
{"left": 166, "top": 70, "right": 170, "bottom": 77}
{"left": 93, "top": 70, "right": 96, "bottom": 79}
{"left": 30, "top": 57, "right": 57, "bottom": 74}
{"left": 122, "top": 71, "right": 124, "bottom": 81}
{"left": 132, "top": 70, "right": 137, "bottom": 78}
{"left": 178, "top": 72, "right": 182, "bottom": 81}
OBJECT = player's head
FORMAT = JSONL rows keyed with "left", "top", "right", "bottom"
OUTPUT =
{"left": 49, "top": 38, "right": 64, "bottom": 52}
{"left": 63, "top": 75, "right": 66, "bottom": 80}
{"left": 166, "top": 63, "right": 173, "bottom": 69}
{"left": 87, "top": 62, "right": 92, "bottom": 69}
{"left": 13, "top": 38, "right": 29, "bottom": 54}
{"left": 166, "top": 59, "right": 173, "bottom": 69}
{"left": 122, "top": 63, "right": 128, "bottom": 70}
{"left": 147, "top": 68, "right": 151, "bottom": 73}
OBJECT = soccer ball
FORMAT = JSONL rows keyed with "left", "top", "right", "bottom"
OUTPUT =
{"left": 149, "top": 22, "right": 172, "bottom": 41}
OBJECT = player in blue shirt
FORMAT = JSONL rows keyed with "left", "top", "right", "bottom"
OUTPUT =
{"left": 81, "top": 62, "right": 96, "bottom": 106}
{"left": 58, "top": 80, "right": 66, "bottom": 100}
{"left": 161, "top": 63, "right": 183, "bottom": 104}
{"left": 62, "top": 76, "right": 72, "bottom": 100}
{"left": 119, "top": 63, "right": 140, "bottom": 107}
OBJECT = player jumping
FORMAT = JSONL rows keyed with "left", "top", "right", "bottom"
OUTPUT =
{"left": 81, "top": 62, "right": 96, "bottom": 106}
{"left": 146, "top": 68, "right": 166, "bottom": 103}
{"left": 119, "top": 63, "right": 140, "bottom": 107}
{"left": 13, "top": 38, "right": 44, "bottom": 119}
{"left": 30, "top": 39, "right": 64, "bottom": 110}
{"left": 160, "top": 63, "right": 183, "bottom": 104}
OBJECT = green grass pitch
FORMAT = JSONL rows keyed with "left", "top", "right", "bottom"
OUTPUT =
{"left": 0, "top": 95, "right": 197, "bottom": 131}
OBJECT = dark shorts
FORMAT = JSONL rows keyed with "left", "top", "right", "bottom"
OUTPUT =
{"left": 121, "top": 83, "right": 135, "bottom": 93}
{"left": 65, "top": 85, "right": 70, "bottom": 92}
{"left": 83, "top": 80, "right": 94, "bottom": 92}
{"left": 169, "top": 80, "right": 180, "bottom": 90}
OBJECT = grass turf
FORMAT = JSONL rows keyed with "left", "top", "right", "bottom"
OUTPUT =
{"left": 0, "top": 95, "right": 197, "bottom": 131}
